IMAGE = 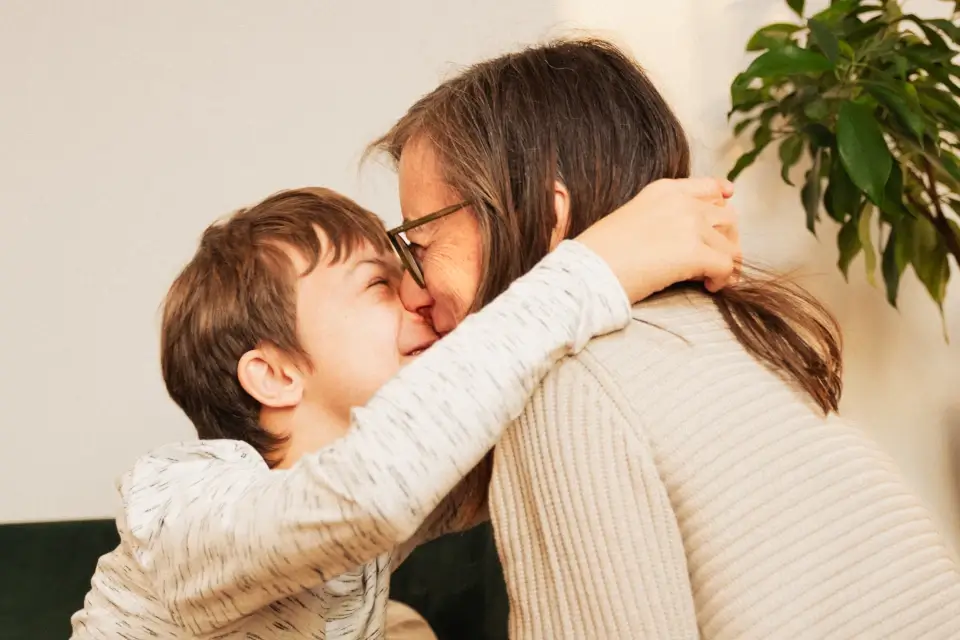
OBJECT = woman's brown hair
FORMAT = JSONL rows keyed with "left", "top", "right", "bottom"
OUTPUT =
{"left": 370, "top": 37, "right": 842, "bottom": 413}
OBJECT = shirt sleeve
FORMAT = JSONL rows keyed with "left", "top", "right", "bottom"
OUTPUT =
{"left": 120, "top": 240, "right": 630, "bottom": 635}
{"left": 392, "top": 454, "right": 494, "bottom": 570}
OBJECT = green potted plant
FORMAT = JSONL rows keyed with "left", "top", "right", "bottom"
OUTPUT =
{"left": 728, "top": 0, "right": 960, "bottom": 322}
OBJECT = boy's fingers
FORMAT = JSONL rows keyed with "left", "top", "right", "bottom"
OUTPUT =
{"left": 675, "top": 177, "right": 726, "bottom": 200}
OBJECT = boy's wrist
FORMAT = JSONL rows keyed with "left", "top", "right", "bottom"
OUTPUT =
{"left": 543, "top": 241, "right": 632, "bottom": 351}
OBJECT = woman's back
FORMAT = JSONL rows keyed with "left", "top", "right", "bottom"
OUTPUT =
{"left": 489, "top": 289, "right": 960, "bottom": 639}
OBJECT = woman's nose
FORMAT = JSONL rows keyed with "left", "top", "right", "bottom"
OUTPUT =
{"left": 398, "top": 270, "right": 434, "bottom": 321}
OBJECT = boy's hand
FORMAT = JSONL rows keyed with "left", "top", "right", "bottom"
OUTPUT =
{"left": 575, "top": 178, "right": 740, "bottom": 303}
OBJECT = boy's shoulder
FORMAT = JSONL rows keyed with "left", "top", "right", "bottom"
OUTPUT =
{"left": 122, "top": 439, "right": 267, "bottom": 484}
{"left": 117, "top": 439, "right": 269, "bottom": 525}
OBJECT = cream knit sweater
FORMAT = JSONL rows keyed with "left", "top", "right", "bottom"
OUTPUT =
{"left": 490, "top": 289, "right": 960, "bottom": 639}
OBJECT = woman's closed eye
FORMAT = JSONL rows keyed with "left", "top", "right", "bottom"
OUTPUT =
{"left": 409, "top": 242, "right": 426, "bottom": 261}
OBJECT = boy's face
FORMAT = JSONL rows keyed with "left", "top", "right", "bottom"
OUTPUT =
{"left": 294, "top": 237, "right": 439, "bottom": 423}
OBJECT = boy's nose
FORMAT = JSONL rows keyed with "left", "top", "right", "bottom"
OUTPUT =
{"left": 399, "top": 270, "right": 434, "bottom": 323}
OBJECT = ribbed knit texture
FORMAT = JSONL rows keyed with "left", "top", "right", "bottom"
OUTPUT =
{"left": 490, "top": 289, "right": 960, "bottom": 640}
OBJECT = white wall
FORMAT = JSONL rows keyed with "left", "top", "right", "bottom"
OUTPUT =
{"left": 557, "top": 0, "right": 960, "bottom": 547}
{"left": 3, "top": 0, "right": 958, "bottom": 553}
{"left": 0, "top": 0, "right": 557, "bottom": 522}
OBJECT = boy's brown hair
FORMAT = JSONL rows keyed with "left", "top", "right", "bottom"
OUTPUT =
{"left": 160, "top": 187, "right": 390, "bottom": 464}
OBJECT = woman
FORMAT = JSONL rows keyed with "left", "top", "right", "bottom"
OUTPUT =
{"left": 371, "top": 39, "right": 960, "bottom": 639}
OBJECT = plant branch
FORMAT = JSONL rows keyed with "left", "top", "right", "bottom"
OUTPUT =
{"left": 923, "top": 158, "right": 960, "bottom": 261}
{"left": 905, "top": 166, "right": 960, "bottom": 262}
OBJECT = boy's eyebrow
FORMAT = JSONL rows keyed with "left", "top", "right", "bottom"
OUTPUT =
{"left": 351, "top": 257, "right": 403, "bottom": 280}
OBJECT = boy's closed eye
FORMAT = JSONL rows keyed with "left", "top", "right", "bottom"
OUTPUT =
{"left": 354, "top": 257, "right": 403, "bottom": 292}
{"left": 367, "top": 277, "right": 392, "bottom": 290}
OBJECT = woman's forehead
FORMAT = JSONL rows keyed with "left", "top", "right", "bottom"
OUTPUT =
{"left": 398, "top": 140, "right": 459, "bottom": 224}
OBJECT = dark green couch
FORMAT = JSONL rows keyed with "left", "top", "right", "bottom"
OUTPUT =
{"left": 0, "top": 519, "right": 507, "bottom": 640}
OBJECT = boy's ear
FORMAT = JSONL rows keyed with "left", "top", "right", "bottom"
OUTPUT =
{"left": 237, "top": 346, "right": 304, "bottom": 409}
{"left": 550, "top": 180, "right": 570, "bottom": 250}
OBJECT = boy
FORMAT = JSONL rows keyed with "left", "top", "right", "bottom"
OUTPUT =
{"left": 71, "top": 182, "right": 737, "bottom": 639}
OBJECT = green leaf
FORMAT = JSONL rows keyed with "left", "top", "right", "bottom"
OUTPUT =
{"left": 801, "top": 148, "right": 823, "bottom": 233}
{"left": 730, "top": 77, "right": 756, "bottom": 108}
{"left": 787, "top": 0, "right": 805, "bottom": 18}
{"left": 728, "top": 112, "right": 775, "bottom": 181}
{"left": 747, "top": 23, "right": 802, "bottom": 51}
{"left": 838, "top": 40, "right": 856, "bottom": 59}
{"left": 904, "top": 83, "right": 923, "bottom": 110}
{"left": 809, "top": 18, "right": 841, "bottom": 63}
{"left": 911, "top": 213, "right": 951, "bottom": 309}
{"left": 948, "top": 215, "right": 960, "bottom": 267}
{"left": 892, "top": 55, "right": 910, "bottom": 79}
{"left": 837, "top": 214, "right": 863, "bottom": 279}
{"left": 733, "top": 118, "right": 756, "bottom": 136}
{"left": 803, "top": 99, "right": 831, "bottom": 120}
{"left": 837, "top": 101, "right": 893, "bottom": 204}
{"left": 742, "top": 45, "right": 835, "bottom": 81}
{"left": 950, "top": 200, "right": 960, "bottom": 228}
{"left": 928, "top": 151, "right": 960, "bottom": 192}
{"left": 929, "top": 18, "right": 960, "bottom": 43}
{"left": 827, "top": 153, "right": 862, "bottom": 222}
{"left": 846, "top": 16, "right": 890, "bottom": 45}
{"left": 884, "top": 1, "right": 904, "bottom": 21}
{"left": 919, "top": 22, "right": 951, "bottom": 52}
{"left": 881, "top": 162, "right": 909, "bottom": 222}
{"left": 729, "top": 80, "right": 769, "bottom": 116}
{"left": 917, "top": 86, "right": 960, "bottom": 130}
{"left": 803, "top": 122, "right": 835, "bottom": 148}
{"left": 924, "top": 64, "right": 960, "bottom": 97}
{"left": 858, "top": 205, "right": 878, "bottom": 286}
{"left": 779, "top": 135, "right": 805, "bottom": 185}
{"left": 864, "top": 82, "right": 925, "bottom": 140}
{"left": 904, "top": 43, "right": 957, "bottom": 65}
{"left": 811, "top": 0, "right": 858, "bottom": 27}
{"left": 882, "top": 228, "right": 909, "bottom": 307}
{"left": 728, "top": 148, "right": 763, "bottom": 181}
{"left": 754, "top": 109, "right": 775, "bottom": 147}
{"left": 728, "top": 100, "right": 765, "bottom": 118}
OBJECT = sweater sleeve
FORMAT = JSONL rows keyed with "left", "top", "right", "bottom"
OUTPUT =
{"left": 120, "top": 240, "right": 630, "bottom": 635}
{"left": 488, "top": 354, "right": 699, "bottom": 639}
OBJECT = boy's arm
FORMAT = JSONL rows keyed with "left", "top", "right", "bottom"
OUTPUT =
{"left": 399, "top": 453, "right": 494, "bottom": 560}
{"left": 391, "top": 454, "right": 494, "bottom": 571}
{"left": 124, "top": 241, "right": 630, "bottom": 636}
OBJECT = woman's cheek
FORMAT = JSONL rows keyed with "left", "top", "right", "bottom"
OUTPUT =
{"left": 436, "top": 253, "right": 480, "bottom": 306}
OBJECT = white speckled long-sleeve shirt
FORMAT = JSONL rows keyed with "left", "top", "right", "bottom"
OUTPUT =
{"left": 70, "top": 241, "right": 631, "bottom": 640}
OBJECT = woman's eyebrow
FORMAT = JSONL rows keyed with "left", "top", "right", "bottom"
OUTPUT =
{"left": 404, "top": 217, "right": 440, "bottom": 241}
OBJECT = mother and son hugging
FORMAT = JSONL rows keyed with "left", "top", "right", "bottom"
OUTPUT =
{"left": 72, "top": 38, "right": 960, "bottom": 640}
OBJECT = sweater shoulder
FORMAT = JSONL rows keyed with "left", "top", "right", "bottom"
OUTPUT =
{"left": 540, "top": 288, "right": 830, "bottom": 427}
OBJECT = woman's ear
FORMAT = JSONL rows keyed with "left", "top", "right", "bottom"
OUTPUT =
{"left": 237, "top": 346, "right": 304, "bottom": 409}
{"left": 550, "top": 180, "right": 571, "bottom": 250}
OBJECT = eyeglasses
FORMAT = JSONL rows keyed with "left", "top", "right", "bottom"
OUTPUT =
{"left": 386, "top": 201, "right": 468, "bottom": 288}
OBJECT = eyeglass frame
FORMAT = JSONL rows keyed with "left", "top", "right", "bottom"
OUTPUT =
{"left": 386, "top": 201, "right": 469, "bottom": 288}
